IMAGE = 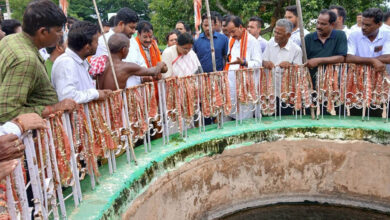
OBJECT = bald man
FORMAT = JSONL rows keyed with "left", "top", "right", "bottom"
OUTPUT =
{"left": 96, "top": 33, "right": 166, "bottom": 90}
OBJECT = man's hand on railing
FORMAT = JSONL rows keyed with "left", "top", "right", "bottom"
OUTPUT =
{"left": 228, "top": 57, "right": 246, "bottom": 66}
{"left": 0, "top": 134, "right": 25, "bottom": 162}
{"left": 279, "top": 62, "right": 292, "bottom": 69}
{"left": 97, "top": 90, "right": 113, "bottom": 101}
{"left": 263, "top": 61, "right": 275, "bottom": 69}
{"left": 0, "top": 159, "right": 18, "bottom": 180}
{"left": 54, "top": 98, "right": 77, "bottom": 113}
{"left": 305, "top": 58, "right": 321, "bottom": 69}
{"left": 372, "top": 59, "right": 386, "bottom": 73}
{"left": 12, "top": 113, "right": 46, "bottom": 132}
{"left": 157, "top": 62, "right": 168, "bottom": 73}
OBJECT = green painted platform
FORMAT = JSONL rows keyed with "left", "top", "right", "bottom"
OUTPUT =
{"left": 66, "top": 116, "right": 390, "bottom": 219}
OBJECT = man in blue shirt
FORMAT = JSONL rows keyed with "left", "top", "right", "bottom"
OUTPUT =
{"left": 193, "top": 13, "right": 229, "bottom": 73}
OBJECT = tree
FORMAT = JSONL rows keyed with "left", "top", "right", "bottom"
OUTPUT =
{"left": 150, "top": 0, "right": 387, "bottom": 43}
{"left": 68, "top": 0, "right": 150, "bottom": 22}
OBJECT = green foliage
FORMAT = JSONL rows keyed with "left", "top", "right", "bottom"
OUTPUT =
{"left": 1, "top": 0, "right": 388, "bottom": 42}
{"left": 151, "top": 0, "right": 387, "bottom": 43}
{"left": 68, "top": 0, "right": 150, "bottom": 22}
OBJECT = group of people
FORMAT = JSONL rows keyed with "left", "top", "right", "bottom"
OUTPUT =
{"left": 0, "top": 0, "right": 390, "bottom": 182}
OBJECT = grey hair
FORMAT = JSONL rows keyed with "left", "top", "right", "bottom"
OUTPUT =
{"left": 275, "top": 19, "right": 293, "bottom": 33}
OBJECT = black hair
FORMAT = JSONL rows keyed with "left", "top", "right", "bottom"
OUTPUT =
{"left": 46, "top": 36, "right": 65, "bottom": 54}
{"left": 177, "top": 32, "right": 193, "bottom": 46}
{"left": 115, "top": 7, "right": 139, "bottom": 26}
{"left": 176, "top": 21, "right": 191, "bottom": 32}
{"left": 384, "top": 11, "right": 390, "bottom": 23}
{"left": 285, "top": 5, "right": 298, "bottom": 17}
{"left": 136, "top": 20, "right": 153, "bottom": 34}
{"left": 357, "top": 12, "right": 362, "bottom": 16}
{"left": 67, "top": 16, "right": 78, "bottom": 30}
{"left": 319, "top": 9, "right": 337, "bottom": 24}
{"left": 165, "top": 29, "right": 180, "bottom": 42}
{"left": 329, "top": 5, "right": 347, "bottom": 24}
{"left": 109, "top": 15, "right": 116, "bottom": 27}
{"left": 225, "top": 15, "right": 243, "bottom": 28}
{"left": 201, "top": 12, "right": 217, "bottom": 24}
{"left": 108, "top": 33, "right": 129, "bottom": 53}
{"left": 102, "top": 21, "right": 110, "bottom": 27}
{"left": 211, "top": 11, "right": 222, "bottom": 23}
{"left": 249, "top": 16, "right": 264, "bottom": 28}
{"left": 222, "top": 15, "right": 231, "bottom": 26}
{"left": 22, "top": 0, "right": 67, "bottom": 36}
{"left": 362, "top": 8, "right": 383, "bottom": 24}
{"left": 68, "top": 21, "right": 99, "bottom": 52}
{"left": 1, "top": 19, "right": 21, "bottom": 35}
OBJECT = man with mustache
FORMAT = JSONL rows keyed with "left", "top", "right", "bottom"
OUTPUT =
{"left": 346, "top": 8, "right": 390, "bottom": 73}
{"left": 346, "top": 8, "right": 390, "bottom": 117}
{"left": 125, "top": 20, "right": 167, "bottom": 87}
{"left": 304, "top": 9, "right": 347, "bottom": 84}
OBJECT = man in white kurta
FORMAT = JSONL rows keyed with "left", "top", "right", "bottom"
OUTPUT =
{"left": 263, "top": 19, "right": 303, "bottom": 97}
{"left": 225, "top": 16, "right": 262, "bottom": 120}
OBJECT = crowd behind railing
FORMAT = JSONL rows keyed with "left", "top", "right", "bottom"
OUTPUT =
{"left": 2, "top": 64, "right": 390, "bottom": 219}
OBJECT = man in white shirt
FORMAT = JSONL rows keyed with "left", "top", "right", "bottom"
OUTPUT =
{"left": 330, "top": 5, "right": 351, "bottom": 38}
{"left": 95, "top": 7, "right": 139, "bottom": 57}
{"left": 347, "top": 8, "right": 390, "bottom": 73}
{"left": 225, "top": 16, "right": 262, "bottom": 120}
{"left": 381, "top": 11, "right": 390, "bottom": 31}
{"left": 350, "top": 13, "right": 362, "bottom": 32}
{"left": 247, "top": 16, "right": 268, "bottom": 53}
{"left": 285, "top": 5, "right": 309, "bottom": 47}
{"left": 263, "top": 19, "right": 302, "bottom": 98}
{"left": 52, "top": 21, "right": 112, "bottom": 104}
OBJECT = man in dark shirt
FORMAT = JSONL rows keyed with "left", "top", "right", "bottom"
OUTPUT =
{"left": 193, "top": 13, "right": 229, "bottom": 73}
{"left": 305, "top": 9, "right": 347, "bottom": 85}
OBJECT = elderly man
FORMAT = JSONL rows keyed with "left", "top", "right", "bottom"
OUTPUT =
{"left": 330, "top": 5, "right": 351, "bottom": 38}
{"left": 193, "top": 13, "right": 229, "bottom": 73}
{"left": 305, "top": 9, "right": 347, "bottom": 83}
{"left": 0, "top": 0, "right": 76, "bottom": 123}
{"left": 52, "top": 21, "right": 112, "bottom": 103}
{"left": 284, "top": 5, "right": 309, "bottom": 47}
{"left": 95, "top": 7, "right": 139, "bottom": 57}
{"left": 225, "top": 15, "right": 262, "bottom": 120}
{"left": 347, "top": 8, "right": 390, "bottom": 72}
{"left": 247, "top": 16, "right": 268, "bottom": 53}
{"left": 125, "top": 21, "right": 166, "bottom": 87}
{"left": 263, "top": 19, "right": 302, "bottom": 95}
{"left": 98, "top": 33, "right": 164, "bottom": 90}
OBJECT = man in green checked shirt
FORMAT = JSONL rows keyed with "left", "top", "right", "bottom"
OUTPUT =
{"left": 0, "top": 0, "right": 77, "bottom": 123}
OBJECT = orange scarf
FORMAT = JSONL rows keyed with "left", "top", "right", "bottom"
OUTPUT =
{"left": 224, "top": 28, "right": 248, "bottom": 71}
{"left": 136, "top": 36, "right": 161, "bottom": 68}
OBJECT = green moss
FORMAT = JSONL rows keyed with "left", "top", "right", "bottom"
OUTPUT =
{"left": 67, "top": 117, "right": 390, "bottom": 220}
